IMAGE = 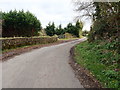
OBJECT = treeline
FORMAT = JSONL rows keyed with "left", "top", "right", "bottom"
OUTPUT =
{"left": 45, "top": 20, "right": 83, "bottom": 37}
{"left": 2, "top": 10, "right": 42, "bottom": 37}
{"left": 2, "top": 10, "right": 83, "bottom": 38}
{"left": 88, "top": 2, "right": 119, "bottom": 52}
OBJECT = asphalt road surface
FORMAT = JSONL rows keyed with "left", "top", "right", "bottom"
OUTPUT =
{"left": 2, "top": 38, "right": 87, "bottom": 88}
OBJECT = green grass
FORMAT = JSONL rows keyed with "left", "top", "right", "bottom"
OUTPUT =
{"left": 58, "top": 38, "right": 79, "bottom": 41}
{"left": 2, "top": 38, "right": 79, "bottom": 53}
{"left": 74, "top": 41, "right": 120, "bottom": 88}
{"left": 2, "top": 43, "right": 44, "bottom": 53}
{"left": 2, "top": 41, "right": 58, "bottom": 53}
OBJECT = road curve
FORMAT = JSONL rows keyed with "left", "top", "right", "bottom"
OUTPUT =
{"left": 2, "top": 38, "right": 87, "bottom": 88}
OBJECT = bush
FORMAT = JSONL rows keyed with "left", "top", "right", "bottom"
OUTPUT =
{"left": 2, "top": 10, "right": 42, "bottom": 37}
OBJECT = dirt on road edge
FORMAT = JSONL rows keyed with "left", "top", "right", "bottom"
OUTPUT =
{"left": 2, "top": 39, "right": 77, "bottom": 62}
{"left": 69, "top": 46, "right": 103, "bottom": 88}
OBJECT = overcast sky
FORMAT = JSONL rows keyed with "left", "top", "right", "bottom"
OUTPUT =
{"left": 0, "top": 0, "right": 91, "bottom": 30}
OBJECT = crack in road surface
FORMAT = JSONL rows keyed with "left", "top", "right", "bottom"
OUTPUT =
{"left": 2, "top": 38, "right": 87, "bottom": 88}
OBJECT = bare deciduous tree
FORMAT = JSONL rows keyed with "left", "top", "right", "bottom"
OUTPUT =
{"left": 73, "top": 0, "right": 95, "bottom": 20}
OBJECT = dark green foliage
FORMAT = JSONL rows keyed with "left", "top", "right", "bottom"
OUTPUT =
{"left": 90, "top": 2, "right": 119, "bottom": 40}
{"left": 66, "top": 23, "right": 76, "bottom": 36}
{"left": 55, "top": 24, "right": 65, "bottom": 35}
{"left": 45, "top": 22, "right": 56, "bottom": 36}
{"left": 65, "top": 20, "right": 83, "bottom": 37}
{"left": 88, "top": 2, "right": 119, "bottom": 52}
{"left": 75, "top": 20, "right": 83, "bottom": 37}
{"left": 2, "top": 10, "right": 42, "bottom": 37}
{"left": 45, "top": 20, "right": 83, "bottom": 37}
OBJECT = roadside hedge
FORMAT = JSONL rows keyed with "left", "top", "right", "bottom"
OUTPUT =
{"left": 1, "top": 37, "right": 58, "bottom": 50}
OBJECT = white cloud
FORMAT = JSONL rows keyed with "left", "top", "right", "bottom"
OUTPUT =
{"left": 0, "top": 0, "right": 91, "bottom": 30}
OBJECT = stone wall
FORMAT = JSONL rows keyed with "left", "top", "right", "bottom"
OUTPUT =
{"left": 1, "top": 37, "right": 58, "bottom": 50}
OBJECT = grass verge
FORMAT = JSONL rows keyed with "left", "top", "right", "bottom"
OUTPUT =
{"left": 58, "top": 38, "right": 79, "bottom": 41}
{"left": 74, "top": 41, "right": 119, "bottom": 88}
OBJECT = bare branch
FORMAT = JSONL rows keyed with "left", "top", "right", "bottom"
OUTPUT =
{"left": 73, "top": 0, "right": 95, "bottom": 20}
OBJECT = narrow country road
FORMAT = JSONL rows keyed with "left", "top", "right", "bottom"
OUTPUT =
{"left": 2, "top": 38, "right": 87, "bottom": 88}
